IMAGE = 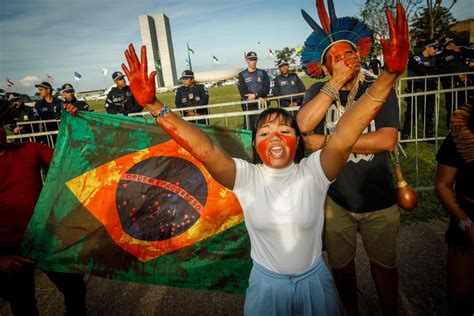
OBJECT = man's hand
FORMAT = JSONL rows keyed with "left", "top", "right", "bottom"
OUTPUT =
{"left": 0, "top": 255, "right": 35, "bottom": 275}
{"left": 330, "top": 54, "right": 361, "bottom": 87}
{"left": 258, "top": 97, "right": 267, "bottom": 109}
{"left": 122, "top": 44, "right": 157, "bottom": 107}
{"left": 381, "top": 3, "right": 409, "bottom": 74}
{"left": 245, "top": 93, "right": 256, "bottom": 101}
{"left": 64, "top": 103, "right": 78, "bottom": 115}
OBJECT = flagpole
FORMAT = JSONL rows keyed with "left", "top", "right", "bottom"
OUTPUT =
{"left": 187, "top": 42, "right": 193, "bottom": 72}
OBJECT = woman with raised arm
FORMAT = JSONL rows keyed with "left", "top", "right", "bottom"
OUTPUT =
{"left": 121, "top": 4, "right": 408, "bottom": 315}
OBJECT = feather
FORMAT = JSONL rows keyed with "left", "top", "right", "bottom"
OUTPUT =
{"left": 316, "top": 0, "right": 331, "bottom": 34}
{"left": 301, "top": 9, "right": 327, "bottom": 35}
{"left": 327, "top": 0, "right": 337, "bottom": 32}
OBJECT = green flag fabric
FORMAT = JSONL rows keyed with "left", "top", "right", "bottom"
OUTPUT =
{"left": 21, "top": 111, "right": 253, "bottom": 295}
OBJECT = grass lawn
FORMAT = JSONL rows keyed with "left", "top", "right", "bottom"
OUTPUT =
{"left": 75, "top": 76, "right": 449, "bottom": 225}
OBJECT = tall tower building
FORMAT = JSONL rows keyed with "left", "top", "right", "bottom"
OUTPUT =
{"left": 138, "top": 12, "right": 178, "bottom": 88}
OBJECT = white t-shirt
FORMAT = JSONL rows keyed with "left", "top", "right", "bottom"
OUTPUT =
{"left": 232, "top": 150, "right": 331, "bottom": 274}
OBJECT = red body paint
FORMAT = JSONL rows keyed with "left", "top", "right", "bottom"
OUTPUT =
{"left": 380, "top": 4, "right": 409, "bottom": 74}
{"left": 256, "top": 133, "right": 297, "bottom": 167}
{"left": 325, "top": 42, "right": 359, "bottom": 76}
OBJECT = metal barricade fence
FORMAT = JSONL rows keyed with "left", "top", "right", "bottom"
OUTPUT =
{"left": 396, "top": 71, "right": 473, "bottom": 189}
{"left": 6, "top": 72, "right": 473, "bottom": 189}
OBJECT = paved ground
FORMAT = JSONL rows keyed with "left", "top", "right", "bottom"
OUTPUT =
{"left": 1, "top": 218, "right": 449, "bottom": 315}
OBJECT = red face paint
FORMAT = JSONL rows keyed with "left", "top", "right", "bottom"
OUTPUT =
{"left": 256, "top": 133, "right": 297, "bottom": 167}
{"left": 324, "top": 42, "right": 356, "bottom": 74}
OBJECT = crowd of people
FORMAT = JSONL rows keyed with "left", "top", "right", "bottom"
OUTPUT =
{"left": 1, "top": 2, "right": 473, "bottom": 315}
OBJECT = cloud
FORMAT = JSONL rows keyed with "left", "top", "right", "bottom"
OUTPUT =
{"left": 20, "top": 75, "right": 39, "bottom": 87}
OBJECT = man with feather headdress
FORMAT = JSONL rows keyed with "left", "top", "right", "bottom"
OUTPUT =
{"left": 297, "top": 1, "right": 403, "bottom": 314}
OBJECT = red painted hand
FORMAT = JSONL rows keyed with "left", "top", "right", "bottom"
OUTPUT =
{"left": 380, "top": 3, "right": 409, "bottom": 74}
{"left": 122, "top": 44, "right": 157, "bottom": 107}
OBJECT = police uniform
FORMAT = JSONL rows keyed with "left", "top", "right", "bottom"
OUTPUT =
{"left": 401, "top": 44, "right": 438, "bottom": 138}
{"left": 272, "top": 73, "right": 305, "bottom": 107}
{"left": 175, "top": 82, "right": 209, "bottom": 125}
{"left": 104, "top": 86, "right": 141, "bottom": 115}
{"left": 105, "top": 71, "right": 142, "bottom": 115}
{"left": 437, "top": 39, "right": 469, "bottom": 128}
{"left": 237, "top": 52, "right": 270, "bottom": 129}
{"left": 34, "top": 97, "right": 63, "bottom": 120}
{"left": 61, "top": 83, "right": 90, "bottom": 112}
{"left": 67, "top": 98, "right": 89, "bottom": 112}
{"left": 7, "top": 103, "right": 40, "bottom": 135}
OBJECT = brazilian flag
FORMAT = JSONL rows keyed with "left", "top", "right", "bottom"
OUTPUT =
{"left": 21, "top": 111, "right": 252, "bottom": 294}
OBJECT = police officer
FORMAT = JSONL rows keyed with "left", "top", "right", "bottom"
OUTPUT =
{"left": 175, "top": 70, "right": 209, "bottom": 125}
{"left": 437, "top": 37, "right": 469, "bottom": 128}
{"left": 401, "top": 39, "right": 439, "bottom": 139}
{"left": 34, "top": 81, "right": 62, "bottom": 120}
{"left": 105, "top": 71, "right": 142, "bottom": 115}
{"left": 34, "top": 81, "right": 63, "bottom": 144}
{"left": 61, "top": 83, "right": 90, "bottom": 112}
{"left": 272, "top": 59, "right": 305, "bottom": 108}
{"left": 5, "top": 95, "right": 40, "bottom": 135}
{"left": 237, "top": 51, "right": 270, "bottom": 129}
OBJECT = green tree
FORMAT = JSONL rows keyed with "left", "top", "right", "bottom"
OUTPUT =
{"left": 411, "top": 5, "right": 456, "bottom": 42}
{"left": 275, "top": 47, "right": 297, "bottom": 65}
{"left": 359, "top": 0, "right": 422, "bottom": 38}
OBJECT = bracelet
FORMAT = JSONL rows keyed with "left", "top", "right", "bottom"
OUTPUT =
{"left": 150, "top": 104, "right": 170, "bottom": 118}
{"left": 320, "top": 82, "right": 339, "bottom": 101}
{"left": 365, "top": 90, "right": 386, "bottom": 103}
{"left": 322, "top": 135, "right": 330, "bottom": 147}
{"left": 458, "top": 217, "right": 473, "bottom": 231}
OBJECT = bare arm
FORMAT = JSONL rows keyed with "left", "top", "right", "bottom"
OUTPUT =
{"left": 305, "top": 127, "right": 397, "bottom": 154}
{"left": 122, "top": 44, "right": 236, "bottom": 190}
{"left": 297, "top": 71, "right": 357, "bottom": 134}
{"left": 320, "top": 4, "right": 409, "bottom": 181}
{"left": 435, "top": 163, "right": 474, "bottom": 249}
{"left": 435, "top": 163, "right": 466, "bottom": 221}
{"left": 320, "top": 72, "right": 398, "bottom": 180}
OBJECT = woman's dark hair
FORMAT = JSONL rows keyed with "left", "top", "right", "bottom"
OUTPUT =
{"left": 251, "top": 107, "right": 305, "bottom": 164}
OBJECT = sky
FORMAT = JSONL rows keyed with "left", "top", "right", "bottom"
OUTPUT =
{"left": 1, "top": 0, "right": 472, "bottom": 94}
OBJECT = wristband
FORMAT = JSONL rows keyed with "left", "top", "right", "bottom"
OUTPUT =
{"left": 322, "top": 135, "right": 330, "bottom": 147}
{"left": 320, "top": 82, "right": 339, "bottom": 101}
{"left": 150, "top": 104, "right": 170, "bottom": 118}
{"left": 458, "top": 217, "right": 473, "bottom": 231}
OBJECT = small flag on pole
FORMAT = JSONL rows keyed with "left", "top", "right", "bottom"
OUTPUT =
{"left": 185, "top": 58, "right": 190, "bottom": 66}
{"left": 188, "top": 47, "right": 195, "bottom": 54}
{"left": 6, "top": 78, "right": 14, "bottom": 87}
{"left": 46, "top": 74, "right": 55, "bottom": 84}
{"left": 102, "top": 68, "right": 108, "bottom": 76}
{"left": 154, "top": 59, "right": 162, "bottom": 70}
{"left": 74, "top": 72, "right": 82, "bottom": 81}
{"left": 269, "top": 49, "right": 275, "bottom": 57}
{"left": 212, "top": 56, "right": 220, "bottom": 64}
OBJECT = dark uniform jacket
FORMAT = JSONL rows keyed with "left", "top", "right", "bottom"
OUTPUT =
{"left": 407, "top": 53, "right": 437, "bottom": 90}
{"left": 437, "top": 48, "right": 469, "bottom": 87}
{"left": 175, "top": 84, "right": 209, "bottom": 116}
{"left": 65, "top": 97, "right": 89, "bottom": 112}
{"left": 272, "top": 73, "right": 305, "bottom": 106}
{"left": 34, "top": 97, "right": 63, "bottom": 120}
{"left": 237, "top": 69, "right": 270, "bottom": 110}
{"left": 105, "top": 86, "right": 142, "bottom": 115}
{"left": 4, "top": 104, "right": 40, "bottom": 134}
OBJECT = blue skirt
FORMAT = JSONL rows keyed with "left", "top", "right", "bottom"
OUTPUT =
{"left": 244, "top": 257, "right": 341, "bottom": 316}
